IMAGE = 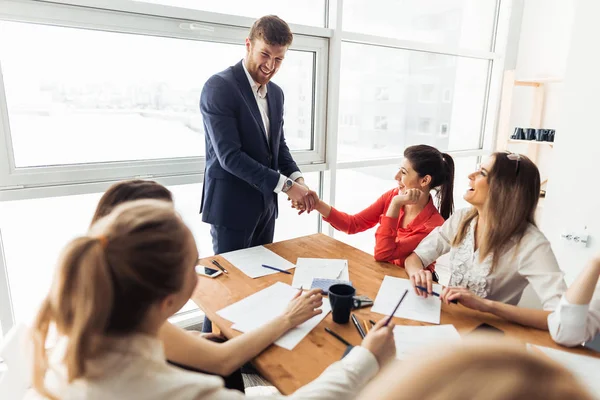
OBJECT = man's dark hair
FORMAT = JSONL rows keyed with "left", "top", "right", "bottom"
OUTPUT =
{"left": 249, "top": 15, "right": 293, "bottom": 46}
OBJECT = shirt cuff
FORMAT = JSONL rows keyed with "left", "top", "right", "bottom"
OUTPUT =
{"left": 413, "top": 248, "right": 434, "bottom": 270}
{"left": 289, "top": 171, "right": 303, "bottom": 182}
{"left": 557, "top": 295, "right": 590, "bottom": 326}
{"left": 273, "top": 174, "right": 287, "bottom": 194}
{"left": 341, "top": 346, "right": 380, "bottom": 384}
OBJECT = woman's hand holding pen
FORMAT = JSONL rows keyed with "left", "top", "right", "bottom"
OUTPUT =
{"left": 361, "top": 319, "right": 396, "bottom": 367}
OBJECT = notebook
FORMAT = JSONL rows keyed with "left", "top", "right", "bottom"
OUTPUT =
{"left": 310, "top": 278, "right": 353, "bottom": 294}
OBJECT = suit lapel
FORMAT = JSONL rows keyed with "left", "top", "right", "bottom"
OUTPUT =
{"left": 232, "top": 61, "right": 269, "bottom": 149}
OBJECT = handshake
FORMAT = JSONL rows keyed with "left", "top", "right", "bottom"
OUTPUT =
{"left": 286, "top": 178, "right": 320, "bottom": 215}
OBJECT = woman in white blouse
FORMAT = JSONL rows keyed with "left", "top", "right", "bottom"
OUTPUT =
{"left": 30, "top": 199, "right": 396, "bottom": 400}
{"left": 548, "top": 255, "right": 600, "bottom": 346}
{"left": 405, "top": 152, "right": 566, "bottom": 329}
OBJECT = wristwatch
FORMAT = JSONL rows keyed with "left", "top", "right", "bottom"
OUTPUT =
{"left": 282, "top": 178, "right": 294, "bottom": 193}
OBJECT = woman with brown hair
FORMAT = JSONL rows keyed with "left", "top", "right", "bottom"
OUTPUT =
{"left": 357, "top": 339, "right": 593, "bottom": 400}
{"left": 295, "top": 145, "right": 455, "bottom": 278}
{"left": 30, "top": 199, "right": 396, "bottom": 399}
{"left": 405, "top": 152, "right": 566, "bottom": 329}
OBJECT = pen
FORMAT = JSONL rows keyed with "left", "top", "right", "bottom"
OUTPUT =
{"left": 211, "top": 259, "right": 228, "bottom": 274}
{"left": 261, "top": 264, "right": 292, "bottom": 275}
{"left": 324, "top": 327, "right": 352, "bottom": 347}
{"left": 363, "top": 320, "right": 370, "bottom": 334}
{"left": 369, "top": 319, "right": 376, "bottom": 327}
{"left": 384, "top": 289, "right": 408, "bottom": 326}
{"left": 351, "top": 314, "right": 366, "bottom": 338}
{"left": 415, "top": 286, "right": 458, "bottom": 304}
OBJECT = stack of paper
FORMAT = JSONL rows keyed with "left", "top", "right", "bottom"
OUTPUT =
{"left": 529, "top": 345, "right": 600, "bottom": 396}
{"left": 220, "top": 245, "right": 296, "bottom": 278}
{"left": 393, "top": 325, "right": 461, "bottom": 359}
{"left": 217, "top": 282, "right": 331, "bottom": 350}
{"left": 371, "top": 276, "right": 442, "bottom": 324}
{"left": 291, "top": 258, "right": 349, "bottom": 289}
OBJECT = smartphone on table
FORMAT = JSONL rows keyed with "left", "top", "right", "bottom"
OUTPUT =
{"left": 195, "top": 264, "right": 222, "bottom": 278}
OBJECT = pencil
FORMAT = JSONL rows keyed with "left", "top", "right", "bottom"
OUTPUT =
{"left": 363, "top": 320, "right": 370, "bottom": 334}
{"left": 324, "top": 327, "right": 352, "bottom": 347}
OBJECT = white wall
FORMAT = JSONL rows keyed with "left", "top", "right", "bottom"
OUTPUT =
{"left": 541, "top": 0, "right": 600, "bottom": 284}
{"left": 508, "top": 0, "right": 575, "bottom": 189}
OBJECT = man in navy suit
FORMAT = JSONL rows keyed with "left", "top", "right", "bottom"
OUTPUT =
{"left": 200, "top": 15, "right": 317, "bottom": 255}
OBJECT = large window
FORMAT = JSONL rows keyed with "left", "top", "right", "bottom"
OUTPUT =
{"left": 337, "top": 43, "right": 489, "bottom": 161}
{"left": 0, "top": 21, "right": 314, "bottom": 167}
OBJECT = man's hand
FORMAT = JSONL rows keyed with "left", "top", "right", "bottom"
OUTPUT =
{"left": 286, "top": 182, "right": 317, "bottom": 213}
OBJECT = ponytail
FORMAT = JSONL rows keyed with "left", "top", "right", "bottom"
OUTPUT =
{"left": 32, "top": 236, "right": 113, "bottom": 397}
{"left": 438, "top": 153, "right": 455, "bottom": 220}
{"left": 404, "top": 145, "right": 456, "bottom": 220}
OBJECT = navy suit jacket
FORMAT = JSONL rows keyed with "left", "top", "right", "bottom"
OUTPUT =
{"left": 199, "top": 61, "right": 300, "bottom": 229}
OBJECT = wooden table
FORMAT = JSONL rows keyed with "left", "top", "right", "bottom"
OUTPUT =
{"left": 192, "top": 233, "right": 599, "bottom": 394}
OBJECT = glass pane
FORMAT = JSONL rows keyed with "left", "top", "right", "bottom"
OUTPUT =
{"left": 332, "top": 157, "right": 478, "bottom": 254}
{"left": 338, "top": 43, "right": 488, "bottom": 161}
{"left": 135, "top": 0, "right": 326, "bottom": 27}
{"left": 0, "top": 21, "right": 314, "bottom": 167}
{"left": 343, "top": 0, "right": 497, "bottom": 51}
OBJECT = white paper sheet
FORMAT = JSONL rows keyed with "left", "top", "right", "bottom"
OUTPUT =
{"left": 371, "top": 276, "right": 443, "bottom": 324}
{"left": 217, "top": 282, "right": 331, "bottom": 350}
{"left": 530, "top": 345, "right": 600, "bottom": 397}
{"left": 393, "top": 325, "right": 461, "bottom": 359}
{"left": 291, "top": 258, "right": 349, "bottom": 289}
{"left": 219, "top": 245, "right": 296, "bottom": 279}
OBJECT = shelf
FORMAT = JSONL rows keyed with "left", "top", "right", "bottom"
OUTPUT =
{"left": 508, "top": 139, "right": 554, "bottom": 147}
{"left": 515, "top": 77, "right": 563, "bottom": 84}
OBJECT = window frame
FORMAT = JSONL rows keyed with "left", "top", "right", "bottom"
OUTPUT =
{"left": 0, "top": 0, "right": 328, "bottom": 190}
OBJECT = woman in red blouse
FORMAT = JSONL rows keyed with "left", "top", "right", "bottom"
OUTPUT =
{"left": 297, "top": 145, "right": 454, "bottom": 277}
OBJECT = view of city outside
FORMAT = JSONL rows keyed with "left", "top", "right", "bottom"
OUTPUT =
{"left": 136, "top": 0, "right": 326, "bottom": 27}
{"left": 0, "top": 21, "right": 314, "bottom": 167}
{"left": 338, "top": 43, "right": 489, "bottom": 161}
{"left": 0, "top": 173, "right": 320, "bottom": 324}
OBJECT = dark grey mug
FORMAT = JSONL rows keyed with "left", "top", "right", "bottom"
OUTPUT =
{"left": 329, "top": 284, "right": 356, "bottom": 324}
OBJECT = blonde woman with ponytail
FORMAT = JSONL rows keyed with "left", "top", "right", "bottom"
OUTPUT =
{"left": 405, "top": 152, "right": 566, "bottom": 330}
{"left": 30, "top": 199, "right": 395, "bottom": 399}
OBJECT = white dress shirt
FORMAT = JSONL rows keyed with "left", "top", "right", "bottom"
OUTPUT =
{"left": 548, "top": 286, "right": 600, "bottom": 346}
{"left": 30, "top": 334, "right": 379, "bottom": 400}
{"left": 414, "top": 207, "right": 567, "bottom": 309}
{"left": 241, "top": 60, "right": 302, "bottom": 193}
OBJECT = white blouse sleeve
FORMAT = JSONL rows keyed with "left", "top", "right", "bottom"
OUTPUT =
{"left": 548, "top": 290, "right": 600, "bottom": 347}
{"left": 413, "top": 208, "right": 468, "bottom": 267}
{"left": 198, "top": 346, "right": 379, "bottom": 400}
{"left": 516, "top": 236, "right": 566, "bottom": 310}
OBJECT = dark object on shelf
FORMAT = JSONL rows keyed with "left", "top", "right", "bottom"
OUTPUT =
{"left": 525, "top": 128, "right": 536, "bottom": 141}
{"left": 547, "top": 129, "right": 555, "bottom": 142}
{"left": 535, "top": 129, "right": 549, "bottom": 141}
{"left": 540, "top": 189, "right": 546, "bottom": 198}
{"left": 512, "top": 127, "right": 525, "bottom": 140}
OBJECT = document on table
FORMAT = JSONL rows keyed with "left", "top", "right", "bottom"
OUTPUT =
{"left": 529, "top": 345, "right": 600, "bottom": 396}
{"left": 220, "top": 245, "right": 296, "bottom": 278}
{"left": 291, "top": 258, "right": 349, "bottom": 289}
{"left": 371, "top": 276, "right": 442, "bottom": 324}
{"left": 393, "top": 325, "right": 461, "bottom": 359}
{"left": 217, "top": 282, "right": 331, "bottom": 350}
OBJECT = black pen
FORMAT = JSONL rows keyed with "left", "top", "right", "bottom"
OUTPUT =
{"left": 369, "top": 319, "right": 376, "bottom": 327}
{"left": 351, "top": 314, "right": 366, "bottom": 338}
{"left": 384, "top": 289, "right": 408, "bottom": 326}
{"left": 211, "top": 259, "right": 228, "bottom": 274}
{"left": 324, "top": 327, "right": 352, "bottom": 347}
